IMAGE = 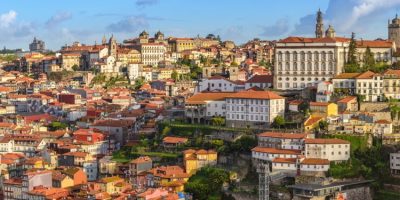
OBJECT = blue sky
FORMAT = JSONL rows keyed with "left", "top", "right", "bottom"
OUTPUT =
{"left": 1, "top": 0, "right": 400, "bottom": 50}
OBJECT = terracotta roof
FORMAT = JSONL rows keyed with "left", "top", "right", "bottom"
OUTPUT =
{"left": 289, "top": 100, "right": 303, "bottom": 105}
{"left": 186, "top": 92, "right": 233, "bottom": 104}
{"left": 279, "top": 36, "right": 350, "bottom": 43}
{"left": 162, "top": 136, "right": 188, "bottom": 144}
{"left": 384, "top": 69, "right": 400, "bottom": 77}
{"left": 227, "top": 90, "right": 284, "bottom": 100}
{"left": 356, "top": 40, "right": 393, "bottom": 48}
{"left": 337, "top": 96, "right": 357, "bottom": 103}
{"left": 62, "top": 151, "right": 88, "bottom": 157}
{"left": 301, "top": 158, "right": 330, "bottom": 165}
{"left": 304, "top": 116, "right": 323, "bottom": 126}
{"left": 332, "top": 73, "right": 360, "bottom": 79}
{"left": 355, "top": 71, "right": 377, "bottom": 79}
{"left": 375, "top": 119, "right": 391, "bottom": 124}
{"left": 258, "top": 132, "right": 307, "bottom": 139}
{"left": 310, "top": 102, "right": 330, "bottom": 106}
{"left": 246, "top": 75, "right": 273, "bottom": 84}
{"left": 272, "top": 158, "right": 297, "bottom": 163}
{"left": 251, "top": 147, "right": 301, "bottom": 155}
{"left": 305, "top": 138, "right": 350, "bottom": 144}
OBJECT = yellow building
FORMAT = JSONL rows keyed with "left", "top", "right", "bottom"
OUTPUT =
{"left": 309, "top": 102, "right": 338, "bottom": 117}
{"left": 183, "top": 149, "right": 218, "bottom": 175}
{"left": 169, "top": 38, "right": 195, "bottom": 52}
{"left": 158, "top": 68, "right": 173, "bottom": 80}
{"left": 149, "top": 166, "right": 190, "bottom": 192}
{"left": 118, "top": 48, "right": 141, "bottom": 64}
{"left": 99, "top": 176, "right": 125, "bottom": 195}
{"left": 52, "top": 171, "right": 74, "bottom": 188}
{"left": 61, "top": 53, "right": 81, "bottom": 71}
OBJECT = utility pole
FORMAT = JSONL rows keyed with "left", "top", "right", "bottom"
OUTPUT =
{"left": 257, "top": 162, "right": 270, "bottom": 200}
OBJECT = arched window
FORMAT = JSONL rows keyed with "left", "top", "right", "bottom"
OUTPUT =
{"left": 314, "top": 62, "right": 319, "bottom": 71}
{"left": 301, "top": 62, "right": 305, "bottom": 71}
{"left": 285, "top": 51, "right": 290, "bottom": 61}
{"left": 307, "top": 62, "right": 312, "bottom": 71}
{"left": 322, "top": 51, "right": 326, "bottom": 61}
{"left": 300, "top": 51, "right": 305, "bottom": 61}
{"left": 293, "top": 52, "right": 298, "bottom": 61}
{"left": 321, "top": 62, "right": 326, "bottom": 71}
{"left": 286, "top": 62, "right": 290, "bottom": 71}
{"left": 293, "top": 62, "right": 298, "bottom": 71}
{"left": 307, "top": 51, "right": 312, "bottom": 61}
{"left": 278, "top": 52, "right": 283, "bottom": 61}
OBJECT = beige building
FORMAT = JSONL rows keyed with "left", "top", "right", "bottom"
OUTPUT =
{"left": 61, "top": 53, "right": 81, "bottom": 71}
{"left": 169, "top": 38, "right": 195, "bottom": 52}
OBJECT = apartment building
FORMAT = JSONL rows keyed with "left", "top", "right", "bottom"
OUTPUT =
{"left": 305, "top": 138, "right": 350, "bottom": 162}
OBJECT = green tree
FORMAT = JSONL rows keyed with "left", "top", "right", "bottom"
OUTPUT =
{"left": 356, "top": 94, "right": 366, "bottom": 110}
{"left": 319, "top": 120, "right": 328, "bottom": 131}
{"left": 134, "top": 76, "right": 145, "bottom": 90}
{"left": 272, "top": 115, "right": 285, "bottom": 128}
{"left": 171, "top": 70, "right": 178, "bottom": 81}
{"left": 344, "top": 32, "right": 360, "bottom": 73}
{"left": 211, "top": 117, "right": 225, "bottom": 126}
{"left": 363, "top": 46, "right": 375, "bottom": 70}
{"left": 348, "top": 32, "right": 358, "bottom": 65}
{"left": 48, "top": 122, "right": 68, "bottom": 131}
{"left": 72, "top": 64, "right": 79, "bottom": 71}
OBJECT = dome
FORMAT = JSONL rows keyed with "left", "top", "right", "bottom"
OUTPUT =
{"left": 392, "top": 14, "right": 400, "bottom": 24}
{"left": 139, "top": 30, "right": 149, "bottom": 37}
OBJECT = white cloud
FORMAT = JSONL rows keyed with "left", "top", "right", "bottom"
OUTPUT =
{"left": 0, "top": 10, "right": 17, "bottom": 28}
{"left": 45, "top": 11, "right": 72, "bottom": 28}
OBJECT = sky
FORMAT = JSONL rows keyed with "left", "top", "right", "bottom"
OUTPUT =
{"left": 1, "top": 0, "right": 400, "bottom": 50}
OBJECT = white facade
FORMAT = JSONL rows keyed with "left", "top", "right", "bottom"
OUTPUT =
{"left": 274, "top": 38, "right": 348, "bottom": 90}
{"left": 390, "top": 152, "right": 400, "bottom": 175}
{"left": 252, "top": 147, "right": 301, "bottom": 162}
{"left": 305, "top": 139, "right": 350, "bottom": 162}
{"left": 127, "top": 63, "right": 140, "bottom": 82}
{"left": 196, "top": 77, "right": 244, "bottom": 93}
{"left": 205, "top": 100, "right": 226, "bottom": 117}
{"left": 226, "top": 95, "right": 285, "bottom": 127}
{"left": 141, "top": 44, "right": 166, "bottom": 66}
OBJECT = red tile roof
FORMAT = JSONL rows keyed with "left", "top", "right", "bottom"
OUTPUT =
{"left": 246, "top": 75, "right": 273, "bottom": 84}
{"left": 162, "top": 136, "right": 188, "bottom": 144}
{"left": 301, "top": 158, "right": 329, "bottom": 165}
{"left": 258, "top": 132, "right": 307, "bottom": 139}
{"left": 272, "top": 158, "right": 297, "bottom": 163}
{"left": 337, "top": 96, "right": 357, "bottom": 103}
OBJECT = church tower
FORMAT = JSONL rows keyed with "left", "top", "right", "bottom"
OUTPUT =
{"left": 389, "top": 14, "right": 400, "bottom": 47}
{"left": 102, "top": 35, "right": 107, "bottom": 45}
{"left": 108, "top": 34, "right": 117, "bottom": 58}
{"left": 315, "top": 9, "right": 324, "bottom": 38}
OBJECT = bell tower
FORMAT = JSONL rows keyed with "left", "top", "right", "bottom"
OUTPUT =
{"left": 315, "top": 9, "right": 324, "bottom": 38}
{"left": 389, "top": 14, "right": 400, "bottom": 47}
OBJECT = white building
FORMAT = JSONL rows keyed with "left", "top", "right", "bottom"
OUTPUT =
{"left": 127, "top": 63, "right": 140, "bottom": 83}
{"left": 195, "top": 75, "right": 245, "bottom": 93}
{"left": 332, "top": 71, "right": 384, "bottom": 102}
{"left": 185, "top": 92, "right": 231, "bottom": 124}
{"left": 245, "top": 74, "right": 273, "bottom": 90}
{"left": 257, "top": 132, "right": 307, "bottom": 150}
{"left": 316, "top": 81, "right": 333, "bottom": 102}
{"left": 225, "top": 90, "right": 285, "bottom": 128}
{"left": 390, "top": 151, "right": 400, "bottom": 176}
{"left": 251, "top": 147, "right": 301, "bottom": 162}
{"left": 140, "top": 43, "right": 166, "bottom": 67}
{"left": 305, "top": 138, "right": 350, "bottom": 162}
{"left": 274, "top": 37, "right": 394, "bottom": 90}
